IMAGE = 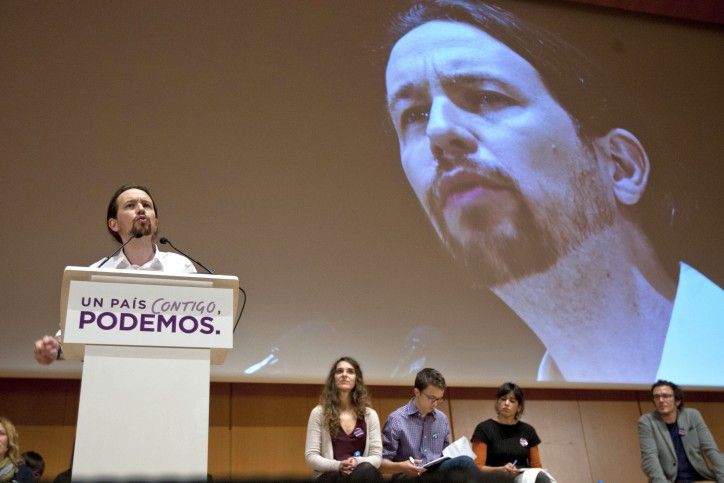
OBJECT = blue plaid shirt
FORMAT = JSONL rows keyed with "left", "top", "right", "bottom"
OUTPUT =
{"left": 382, "top": 398, "right": 451, "bottom": 465}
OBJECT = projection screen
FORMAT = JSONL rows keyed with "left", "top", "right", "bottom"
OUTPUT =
{"left": 1, "top": 0, "right": 721, "bottom": 388}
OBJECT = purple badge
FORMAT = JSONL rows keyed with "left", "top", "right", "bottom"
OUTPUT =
{"left": 353, "top": 427, "right": 365, "bottom": 438}
{"left": 678, "top": 427, "right": 687, "bottom": 437}
{"left": 519, "top": 438, "right": 529, "bottom": 447}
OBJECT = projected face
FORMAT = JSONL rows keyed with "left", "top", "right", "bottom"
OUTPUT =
{"left": 386, "top": 21, "right": 614, "bottom": 286}
{"left": 108, "top": 188, "right": 159, "bottom": 241}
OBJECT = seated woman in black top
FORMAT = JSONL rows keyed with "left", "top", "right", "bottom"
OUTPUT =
{"left": 471, "top": 382, "right": 555, "bottom": 482}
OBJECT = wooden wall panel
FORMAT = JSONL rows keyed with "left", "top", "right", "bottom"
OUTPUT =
{"left": 62, "top": 383, "right": 80, "bottom": 426}
{"left": 230, "top": 426, "right": 309, "bottom": 477}
{"left": 448, "top": 398, "right": 493, "bottom": 441}
{"left": 209, "top": 383, "right": 231, "bottom": 426}
{"left": 231, "top": 383, "right": 320, "bottom": 427}
{"left": 578, "top": 400, "right": 645, "bottom": 483}
{"left": 230, "top": 383, "right": 318, "bottom": 478}
{"left": 367, "top": 385, "right": 416, "bottom": 430}
{"left": 0, "top": 378, "right": 75, "bottom": 425}
{"left": 523, "top": 401, "right": 592, "bottom": 482}
{"left": 208, "top": 383, "right": 232, "bottom": 478}
{"left": 13, "top": 425, "right": 75, "bottom": 478}
{"left": 2, "top": 378, "right": 723, "bottom": 481}
{"left": 696, "top": 402, "right": 724, "bottom": 447}
{"left": 208, "top": 426, "right": 231, "bottom": 479}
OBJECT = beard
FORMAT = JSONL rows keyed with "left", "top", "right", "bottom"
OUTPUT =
{"left": 425, "top": 159, "right": 614, "bottom": 287}
{"left": 131, "top": 218, "right": 155, "bottom": 238}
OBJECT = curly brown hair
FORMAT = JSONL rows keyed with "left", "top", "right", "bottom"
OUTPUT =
{"left": 319, "top": 357, "right": 371, "bottom": 435}
{"left": 0, "top": 416, "right": 22, "bottom": 466}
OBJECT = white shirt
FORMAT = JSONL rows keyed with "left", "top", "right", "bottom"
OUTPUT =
{"left": 54, "top": 245, "right": 197, "bottom": 343}
{"left": 656, "top": 262, "right": 723, "bottom": 386}
{"left": 91, "top": 244, "right": 197, "bottom": 274}
{"left": 537, "top": 262, "right": 723, "bottom": 385}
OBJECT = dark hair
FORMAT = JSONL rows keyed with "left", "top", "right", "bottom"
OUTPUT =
{"left": 651, "top": 379, "right": 684, "bottom": 408}
{"left": 387, "top": 0, "right": 682, "bottom": 278}
{"left": 21, "top": 451, "right": 45, "bottom": 477}
{"left": 106, "top": 184, "right": 156, "bottom": 243}
{"left": 319, "top": 357, "right": 371, "bottom": 435}
{"left": 389, "top": 0, "right": 613, "bottom": 141}
{"left": 414, "top": 367, "right": 446, "bottom": 391}
{"left": 496, "top": 382, "right": 525, "bottom": 418}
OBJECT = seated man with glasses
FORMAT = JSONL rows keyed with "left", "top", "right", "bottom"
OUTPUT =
{"left": 638, "top": 379, "right": 724, "bottom": 482}
{"left": 380, "top": 368, "right": 477, "bottom": 478}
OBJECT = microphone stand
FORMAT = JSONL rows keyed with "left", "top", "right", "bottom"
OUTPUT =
{"left": 97, "top": 233, "right": 143, "bottom": 268}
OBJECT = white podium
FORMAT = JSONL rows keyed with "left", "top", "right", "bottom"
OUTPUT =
{"left": 60, "top": 266, "right": 238, "bottom": 480}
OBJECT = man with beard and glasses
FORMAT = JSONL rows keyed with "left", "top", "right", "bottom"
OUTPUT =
{"left": 33, "top": 184, "right": 196, "bottom": 365}
{"left": 638, "top": 380, "right": 724, "bottom": 482}
{"left": 384, "top": 0, "right": 722, "bottom": 384}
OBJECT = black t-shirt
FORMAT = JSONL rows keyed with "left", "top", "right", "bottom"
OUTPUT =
{"left": 471, "top": 418, "right": 541, "bottom": 467}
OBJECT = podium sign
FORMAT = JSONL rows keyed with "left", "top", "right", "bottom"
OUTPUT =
{"left": 60, "top": 266, "right": 238, "bottom": 479}
{"left": 61, "top": 267, "right": 237, "bottom": 364}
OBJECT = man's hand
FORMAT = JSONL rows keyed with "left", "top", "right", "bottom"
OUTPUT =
{"left": 34, "top": 335, "right": 60, "bottom": 365}
{"left": 401, "top": 459, "right": 426, "bottom": 476}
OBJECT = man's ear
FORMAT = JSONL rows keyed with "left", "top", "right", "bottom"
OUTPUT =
{"left": 108, "top": 218, "right": 119, "bottom": 233}
{"left": 599, "top": 128, "right": 650, "bottom": 205}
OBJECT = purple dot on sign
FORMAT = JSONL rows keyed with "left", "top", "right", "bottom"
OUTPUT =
{"left": 215, "top": 330, "right": 220, "bottom": 334}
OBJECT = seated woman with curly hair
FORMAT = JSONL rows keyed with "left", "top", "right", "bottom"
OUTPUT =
{"left": 0, "top": 417, "right": 22, "bottom": 483}
{"left": 305, "top": 357, "right": 382, "bottom": 481}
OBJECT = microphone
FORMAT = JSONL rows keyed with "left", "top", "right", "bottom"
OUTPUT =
{"left": 97, "top": 232, "right": 143, "bottom": 268}
{"left": 160, "top": 237, "right": 246, "bottom": 334}
{"left": 159, "top": 237, "right": 215, "bottom": 274}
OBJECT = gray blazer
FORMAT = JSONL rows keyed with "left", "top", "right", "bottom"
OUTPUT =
{"left": 638, "top": 407, "right": 724, "bottom": 482}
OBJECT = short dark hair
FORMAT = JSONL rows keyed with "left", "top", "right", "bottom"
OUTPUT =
{"left": 21, "top": 451, "right": 45, "bottom": 477}
{"left": 106, "top": 184, "right": 156, "bottom": 243}
{"left": 414, "top": 367, "right": 446, "bottom": 391}
{"left": 389, "top": 0, "right": 613, "bottom": 141}
{"left": 651, "top": 379, "right": 684, "bottom": 408}
{"left": 496, "top": 382, "right": 525, "bottom": 418}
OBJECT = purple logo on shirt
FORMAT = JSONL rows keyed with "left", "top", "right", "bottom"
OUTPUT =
{"left": 519, "top": 437, "right": 529, "bottom": 447}
{"left": 353, "top": 427, "right": 365, "bottom": 439}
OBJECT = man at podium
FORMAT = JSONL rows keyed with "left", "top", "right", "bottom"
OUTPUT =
{"left": 33, "top": 184, "right": 196, "bottom": 365}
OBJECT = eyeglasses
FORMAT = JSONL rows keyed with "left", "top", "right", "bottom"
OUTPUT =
{"left": 422, "top": 392, "right": 444, "bottom": 403}
{"left": 652, "top": 394, "right": 674, "bottom": 400}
